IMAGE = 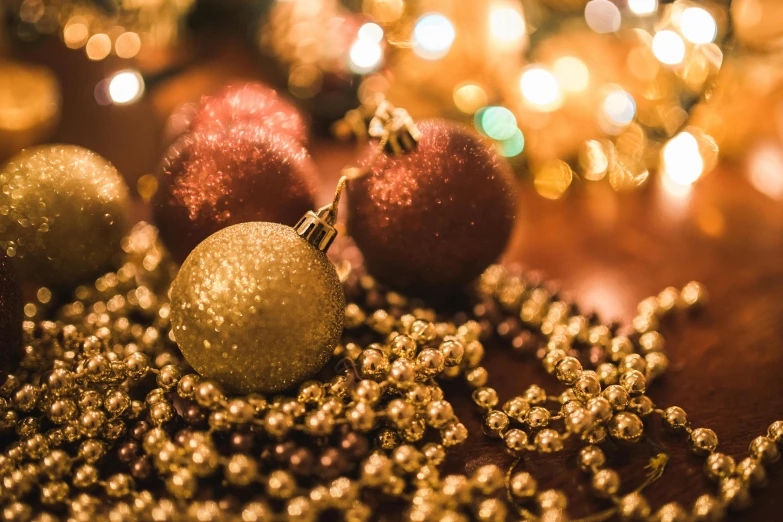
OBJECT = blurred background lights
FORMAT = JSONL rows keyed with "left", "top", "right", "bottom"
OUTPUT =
{"left": 579, "top": 140, "right": 610, "bottom": 180}
{"left": 358, "top": 22, "right": 384, "bottom": 43}
{"left": 115, "top": 32, "right": 142, "bottom": 59}
{"left": 628, "top": 0, "right": 657, "bottom": 16}
{"left": 453, "top": 84, "right": 488, "bottom": 114}
{"left": 413, "top": 13, "right": 455, "bottom": 60}
{"left": 602, "top": 89, "right": 636, "bottom": 126}
{"left": 108, "top": 70, "right": 145, "bottom": 105}
{"left": 349, "top": 39, "right": 383, "bottom": 73}
{"left": 496, "top": 128, "right": 525, "bottom": 158}
{"left": 85, "top": 33, "right": 111, "bottom": 60}
{"left": 489, "top": 6, "right": 526, "bottom": 43}
{"left": 478, "top": 106, "right": 517, "bottom": 141}
{"left": 747, "top": 143, "right": 783, "bottom": 200}
{"left": 552, "top": 56, "right": 590, "bottom": 93}
{"left": 520, "top": 67, "right": 562, "bottom": 112}
{"left": 534, "top": 160, "right": 573, "bottom": 199}
{"left": 652, "top": 30, "right": 686, "bottom": 65}
{"left": 63, "top": 19, "right": 89, "bottom": 49}
{"left": 662, "top": 132, "right": 703, "bottom": 186}
{"left": 680, "top": 7, "right": 718, "bottom": 44}
{"left": 584, "top": 0, "right": 622, "bottom": 34}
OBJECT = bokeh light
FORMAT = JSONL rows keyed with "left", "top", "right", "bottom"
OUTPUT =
{"left": 579, "top": 140, "right": 610, "bottom": 180}
{"left": 489, "top": 6, "right": 526, "bottom": 44}
{"left": 115, "top": 32, "right": 141, "bottom": 59}
{"left": 662, "top": 132, "right": 703, "bottom": 186}
{"left": 552, "top": 56, "right": 590, "bottom": 93}
{"left": 362, "top": 0, "right": 404, "bottom": 24}
{"left": 349, "top": 39, "right": 383, "bottom": 73}
{"left": 108, "top": 70, "right": 144, "bottom": 105}
{"left": 747, "top": 143, "right": 783, "bottom": 200}
{"left": 628, "top": 0, "right": 657, "bottom": 16}
{"left": 453, "top": 84, "right": 488, "bottom": 114}
{"left": 652, "top": 30, "right": 686, "bottom": 65}
{"left": 413, "top": 14, "right": 455, "bottom": 60}
{"left": 496, "top": 128, "right": 525, "bottom": 157}
{"left": 585, "top": 0, "right": 622, "bottom": 34}
{"left": 85, "top": 33, "right": 111, "bottom": 61}
{"left": 601, "top": 89, "right": 636, "bottom": 126}
{"left": 358, "top": 22, "right": 384, "bottom": 44}
{"left": 680, "top": 7, "right": 717, "bottom": 45}
{"left": 477, "top": 106, "right": 517, "bottom": 141}
{"left": 534, "top": 160, "right": 573, "bottom": 199}
{"left": 63, "top": 19, "right": 89, "bottom": 49}
{"left": 520, "top": 67, "right": 562, "bottom": 112}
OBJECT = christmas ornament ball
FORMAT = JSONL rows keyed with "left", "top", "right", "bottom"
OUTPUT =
{"left": 347, "top": 119, "right": 518, "bottom": 291}
{"left": 153, "top": 126, "right": 318, "bottom": 262}
{"left": 0, "top": 252, "right": 23, "bottom": 386}
{"left": 170, "top": 221, "right": 345, "bottom": 394}
{"left": 190, "top": 82, "right": 308, "bottom": 144}
{"left": 0, "top": 145, "right": 129, "bottom": 286}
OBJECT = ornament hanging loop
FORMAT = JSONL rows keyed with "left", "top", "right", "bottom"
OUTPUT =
{"left": 295, "top": 176, "right": 349, "bottom": 253}
{"left": 369, "top": 100, "right": 422, "bottom": 155}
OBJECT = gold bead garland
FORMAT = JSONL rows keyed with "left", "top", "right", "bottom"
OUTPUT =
{"left": 0, "top": 222, "right": 780, "bottom": 521}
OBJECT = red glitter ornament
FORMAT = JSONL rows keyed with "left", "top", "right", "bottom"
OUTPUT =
{"left": 346, "top": 119, "right": 518, "bottom": 292}
{"left": 190, "top": 83, "right": 309, "bottom": 144}
{"left": 153, "top": 126, "right": 318, "bottom": 262}
{"left": 0, "top": 252, "right": 23, "bottom": 386}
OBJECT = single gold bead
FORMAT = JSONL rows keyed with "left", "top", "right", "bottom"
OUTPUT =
{"left": 596, "top": 363, "right": 618, "bottom": 385}
{"left": 525, "top": 406, "right": 550, "bottom": 429}
{"left": 424, "top": 400, "right": 454, "bottom": 429}
{"left": 439, "top": 339, "right": 464, "bottom": 367}
{"left": 681, "top": 281, "right": 707, "bottom": 308}
{"left": 124, "top": 352, "right": 150, "bottom": 380}
{"left": 555, "top": 357, "right": 582, "bottom": 385}
{"left": 603, "top": 385, "right": 629, "bottom": 411}
{"left": 736, "top": 457, "right": 767, "bottom": 488}
{"left": 504, "top": 429, "right": 529, "bottom": 454}
{"left": 471, "top": 465, "right": 505, "bottom": 494}
{"left": 358, "top": 349, "right": 389, "bottom": 380}
{"left": 607, "top": 336, "right": 633, "bottom": 362}
{"left": 628, "top": 396, "right": 654, "bottom": 417}
{"left": 441, "top": 474, "right": 471, "bottom": 504}
{"left": 375, "top": 429, "right": 400, "bottom": 450}
{"left": 409, "top": 319, "right": 436, "bottom": 344}
{"left": 537, "top": 489, "right": 567, "bottom": 511}
{"left": 619, "top": 370, "right": 646, "bottom": 396}
{"left": 416, "top": 348, "right": 445, "bottom": 377}
{"left": 662, "top": 406, "right": 688, "bottom": 430}
{"left": 502, "top": 397, "right": 530, "bottom": 422}
{"left": 225, "top": 399, "right": 255, "bottom": 424}
{"left": 264, "top": 410, "right": 294, "bottom": 437}
{"left": 391, "top": 445, "right": 423, "bottom": 474}
{"left": 105, "top": 474, "right": 134, "bottom": 498}
{"left": 534, "top": 429, "right": 563, "bottom": 453}
{"left": 689, "top": 428, "right": 718, "bottom": 455}
{"left": 388, "top": 358, "right": 416, "bottom": 387}
{"left": 483, "top": 410, "right": 509, "bottom": 435}
{"left": 718, "top": 477, "right": 751, "bottom": 509}
{"left": 749, "top": 435, "right": 780, "bottom": 464}
{"left": 388, "top": 399, "right": 416, "bottom": 428}
{"left": 441, "top": 423, "right": 468, "bottom": 447}
{"left": 705, "top": 453, "right": 735, "bottom": 481}
{"left": 406, "top": 383, "right": 433, "bottom": 408}
{"left": 167, "top": 468, "right": 197, "bottom": 499}
{"left": 565, "top": 408, "right": 595, "bottom": 435}
{"left": 692, "top": 494, "right": 725, "bottom": 522}
{"left": 472, "top": 387, "right": 498, "bottom": 410}
{"left": 267, "top": 470, "right": 296, "bottom": 499}
{"left": 78, "top": 439, "right": 107, "bottom": 463}
{"left": 462, "top": 340, "right": 485, "bottom": 367}
{"left": 767, "top": 420, "right": 783, "bottom": 443}
{"left": 609, "top": 412, "right": 644, "bottom": 443}
{"left": 465, "top": 367, "right": 488, "bottom": 388}
{"left": 390, "top": 335, "right": 417, "bottom": 359}
{"left": 573, "top": 373, "right": 601, "bottom": 401}
{"left": 578, "top": 445, "right": 606, "bottom": 472}
{"left": 645, "top": 352, "right": 669, "bottom": 381}
{"left": 619, "top": 354, "right": 647, "bottom": 375}
{"left": 652, "top": 502, "right": 688, "bottom": 522}
{"left": 225, "top": 454, "right": 258, "bottom": 486}
{"left": 509, "top": 471, "right": 537, "bottom": 499}
{"left": 543, "top": 348, "right": 566, "bottom": 374}
{"left": 474, "top": 498, "right": 506, "bottom": 522}
{"left": 618, "top": 492, "right": 650, "bottom": 520}
{"left": 40, "top": 481, "right": 69, "bottom": 505}
{"left": 638, "top": 331, "right": 665, "bottom": 353}
{"left": 586, "top": 397, "right": 613, "bottom": 423}
{"left": 592, "top": 469, "right": 620, "bottom": 498}
{"left": 194, "top": 381, "right": 224, "bottom": 408}
{"left": 352, "top": 380, "right": 381, "bottom": 404}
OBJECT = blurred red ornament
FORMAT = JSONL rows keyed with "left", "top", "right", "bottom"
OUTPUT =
{"left": 153, "top": 126, "right": 318, "bottom": 262}
{"left": 0, "top": 252, "right": 23, "bottom": 386}
{"left": 190, "top": 83, "right": 309, "bottom": 144}
{"left": 346, "top": 119, "right": 518, "bottom": 292}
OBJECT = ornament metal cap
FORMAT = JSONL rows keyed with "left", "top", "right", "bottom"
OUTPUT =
{"left": 295, "top": 204, "right": 338, "bottom": 252}
{"left": 369, "top": 100, "right": 422, "bottom": 155}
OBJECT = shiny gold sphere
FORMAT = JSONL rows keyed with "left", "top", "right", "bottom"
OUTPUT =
{"left": 170, "top": 222, "right": 344, "bottom": 393}
{"left": 0, "top": 145, "right": 129, "bottom": 286}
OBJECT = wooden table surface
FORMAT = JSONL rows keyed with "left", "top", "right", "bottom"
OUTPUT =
{"left": 7, "top": 29, "right": 783, "bottom": 521}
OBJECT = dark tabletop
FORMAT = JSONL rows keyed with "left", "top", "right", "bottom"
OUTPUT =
{"left": 7, "top": 27, "right": 783, "bottom": 522}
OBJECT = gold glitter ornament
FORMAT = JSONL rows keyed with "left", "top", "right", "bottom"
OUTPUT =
{"left": 170, "top": 220, "right": 344, "bottom": 393}
{"left": 0, "top": 145, "right": 129, "bottom": 286}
